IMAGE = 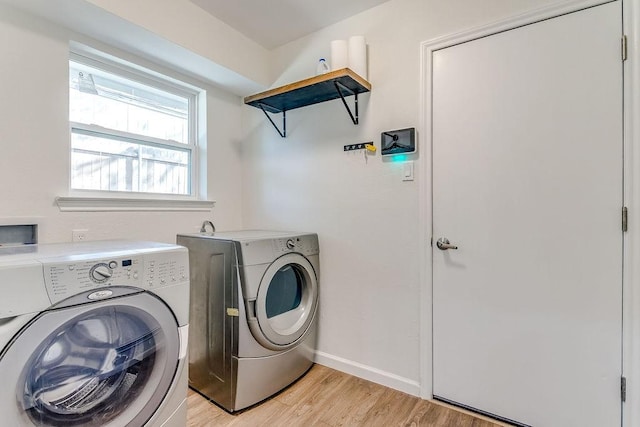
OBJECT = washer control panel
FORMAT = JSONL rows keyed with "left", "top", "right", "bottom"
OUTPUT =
{"left": 43, "top": 249, "right": 189, "bottom": 304}
{"left": 142, "top": 250, "right": 189, "bottom": 290}
{"left": 44, "top": 256, "right": 143, "bottom": 303}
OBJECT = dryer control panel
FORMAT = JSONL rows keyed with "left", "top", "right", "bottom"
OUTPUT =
{"left": 271, "top": 235, "right": 319, "bottom": 256}
{"left": 239, "top": 233, "right": 319, "bottom": 266}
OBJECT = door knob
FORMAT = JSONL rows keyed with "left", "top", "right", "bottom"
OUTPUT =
{"left": 436, "top": 238, "right": 458, "bottom": 250}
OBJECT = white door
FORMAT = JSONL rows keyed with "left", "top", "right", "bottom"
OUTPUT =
{"left": 431, "top": 3, "right": 623, "bottom": 426}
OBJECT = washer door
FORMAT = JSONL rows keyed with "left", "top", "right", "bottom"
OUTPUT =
{"left": 0, "top": 290, "right": 179, "bottom": 427}
{"left": 252, "top": 253, "right": 318, "bottom": 350}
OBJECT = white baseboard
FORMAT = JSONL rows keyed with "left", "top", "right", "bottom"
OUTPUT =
{"left": 314, "top": 350, "right": 421, "bottom": 397}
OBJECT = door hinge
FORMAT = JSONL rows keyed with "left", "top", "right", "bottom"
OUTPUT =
{"left": 622, "top": 35, "right": 628, "bottom": 61}
{"left": 622, "top": 376, "right": 627, "bottom": 402}
{"left": 623, "top": 207, "right": 628, "bottom": 232}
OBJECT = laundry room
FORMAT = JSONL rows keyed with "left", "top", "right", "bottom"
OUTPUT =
{"left": 0, "top": 0, "right": 639, "bottom": 426}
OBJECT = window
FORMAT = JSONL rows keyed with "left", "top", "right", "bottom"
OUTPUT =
{"left": 69, "top": 54, "right": 199, "bottom": 197}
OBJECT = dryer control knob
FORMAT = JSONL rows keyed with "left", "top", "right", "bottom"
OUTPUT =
{"left": 286, "top": 239, "right": 295, "bottom": 249}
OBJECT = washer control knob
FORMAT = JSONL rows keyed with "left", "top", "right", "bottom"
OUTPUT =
{"left": 286, "top": 239, "right": 295, "bottom": 250}
{"left": 90, "top": 263, "right": 112, "bottom": 283}
{"left": 108, "top": 261, "right": 118, "bottom": 269}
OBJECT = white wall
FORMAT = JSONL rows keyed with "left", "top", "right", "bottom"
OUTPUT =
{"left": 0, "top": 4, "right": 244, "bottom": 244}
{"left": 242, "top": 0, "right": 569, "bottom": 394}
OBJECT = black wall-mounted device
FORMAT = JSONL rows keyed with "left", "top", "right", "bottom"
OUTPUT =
{"left": 381, "top": 127, "right": 416, "bottom": 156}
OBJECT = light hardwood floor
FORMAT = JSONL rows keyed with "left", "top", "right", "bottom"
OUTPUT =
{"left": 186, "top": 364, "right": 506, "bottom": 427}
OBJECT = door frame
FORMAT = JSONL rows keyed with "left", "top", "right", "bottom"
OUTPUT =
{"left": 418, "top": 0, "right": 636, "bottom": 424}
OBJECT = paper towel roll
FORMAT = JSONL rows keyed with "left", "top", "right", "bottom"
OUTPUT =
{"left": 331, "top": 40, "right": 348, "bottom": 71}
{"left": 348, "top": 35, "right": 367, "bottom": 79}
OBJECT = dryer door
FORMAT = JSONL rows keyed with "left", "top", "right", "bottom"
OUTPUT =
{"left": 0, "top": 289, "right": 180, "bottom": 427}
{"left": 252, "top": 253, "right": 318, "bottom": 350}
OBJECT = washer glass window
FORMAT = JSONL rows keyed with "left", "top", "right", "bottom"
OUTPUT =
{"left": 14, "top": 302, "right": 177, "bottom": 426}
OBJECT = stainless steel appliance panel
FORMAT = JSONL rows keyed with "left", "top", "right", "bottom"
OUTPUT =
{"left": 177, "top": 236, "right": 238, "bottom": 411}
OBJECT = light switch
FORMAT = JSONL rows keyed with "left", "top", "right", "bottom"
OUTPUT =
{"left": 402, "top": 161, "right": 414, "bottom": 181}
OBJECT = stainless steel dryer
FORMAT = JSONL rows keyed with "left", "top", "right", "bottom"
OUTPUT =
{"left": 177, "top": 230, "right": 319, "bottom": 412}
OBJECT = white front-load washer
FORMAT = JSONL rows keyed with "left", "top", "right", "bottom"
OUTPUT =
{"left": 177, "top": 230, "right": 319, "bottom": 412}
{"left": 0, "top": 240, "right": 190, "bottom": 427}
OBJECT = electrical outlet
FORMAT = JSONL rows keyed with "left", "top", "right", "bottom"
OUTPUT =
{"left": 72, "top": 229, "right": 89, "bottom": 242}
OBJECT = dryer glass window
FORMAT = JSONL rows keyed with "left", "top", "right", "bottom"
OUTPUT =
{"left": 20, "top": 305, "right": 165, "bottom": 426}
{"left": 266, "top": 264, "right": 303, "bottom": 318}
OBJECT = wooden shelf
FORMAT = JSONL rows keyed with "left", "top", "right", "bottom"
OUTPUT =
{"left": 244, "top": 68, "right": 371, "bottom": 137}
{"left": 244, "top": 68, "right": 371, "bottom": 113}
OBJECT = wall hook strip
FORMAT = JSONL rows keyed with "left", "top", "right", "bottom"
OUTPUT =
{"left": 344, "top": 142, "right": 374, "bottom": 151}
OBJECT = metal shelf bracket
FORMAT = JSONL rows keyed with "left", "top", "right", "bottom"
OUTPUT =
{"left": 333, "top": 81, "right": 359, "bottom": 125}
{"left": 258, "top": 103, "right": 286, "bottom": 138}
{"left": 257, "top": 80, "right": 362, "bottom": 138}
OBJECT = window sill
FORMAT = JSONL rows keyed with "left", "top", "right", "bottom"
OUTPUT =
{"left": 55, "top": 196, "right": 215, "bottom": 212}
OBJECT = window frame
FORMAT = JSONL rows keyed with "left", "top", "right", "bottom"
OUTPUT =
{"left": 68, "top": 51, "right": 201, "bottom": 201}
